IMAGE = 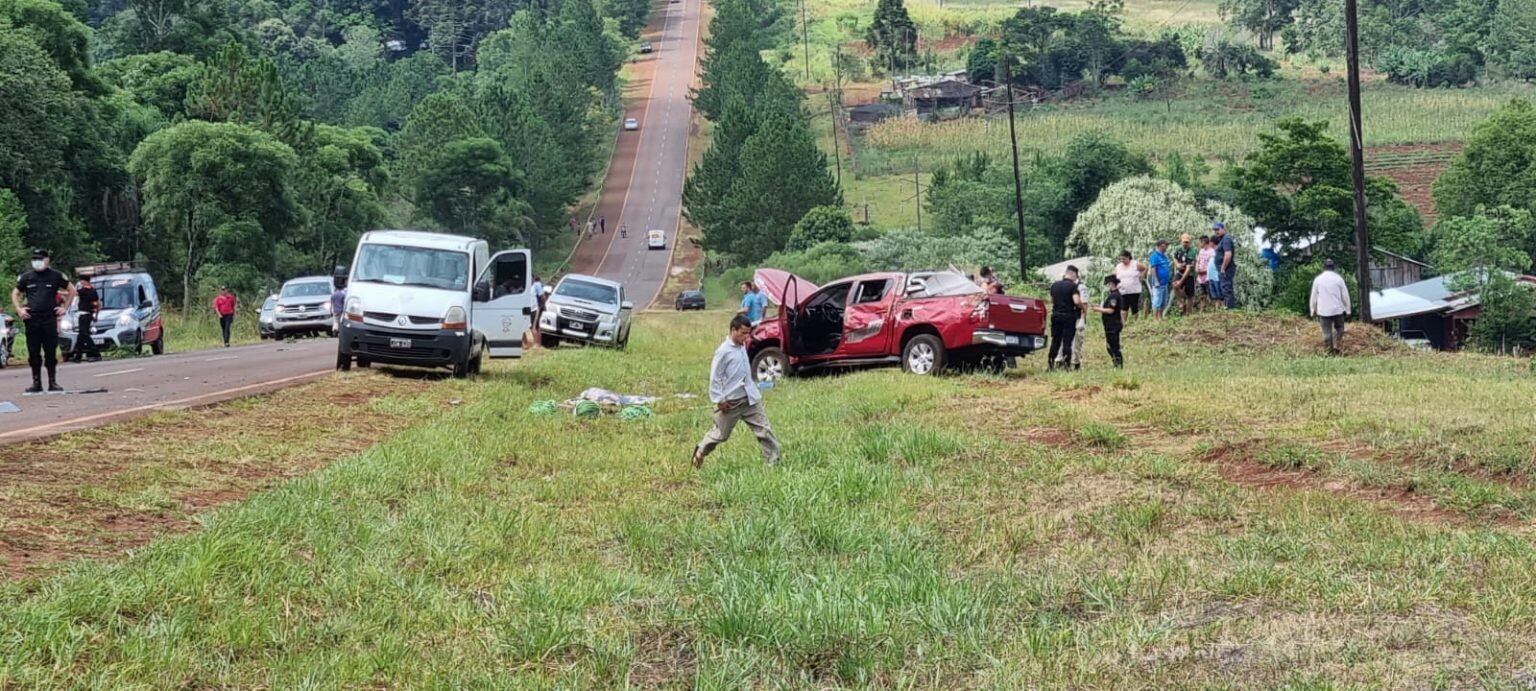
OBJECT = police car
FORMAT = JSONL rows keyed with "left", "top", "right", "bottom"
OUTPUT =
{"left": 60, "top": 263, "right": 166, "bottom": 356}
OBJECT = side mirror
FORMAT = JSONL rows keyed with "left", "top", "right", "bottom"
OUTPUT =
{"left": 140, "top": 299, "right": 153, "bottom": 309}
{"left": 620, "top": 301, "right": 634, "bottom": 311}
{"left": 472, "top": 280, "right": 490, "bottom": 303}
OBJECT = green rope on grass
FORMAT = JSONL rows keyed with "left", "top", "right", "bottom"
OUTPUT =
{"left": 527, "top": 400, "right": 559, "bottom": 415}
{"left": 619, "top": 405, "right": 653, "bottom": 420}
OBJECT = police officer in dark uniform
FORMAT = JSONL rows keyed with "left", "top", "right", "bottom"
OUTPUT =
{"left": 11, "top": 249, "right": 76, "bottom": 394}
{"left": 73, "top": 274, "right": 102, "bottom": 362}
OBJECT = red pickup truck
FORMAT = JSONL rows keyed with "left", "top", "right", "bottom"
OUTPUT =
{"left": 748, "top": 269, "right": 1047, "bottom": 379}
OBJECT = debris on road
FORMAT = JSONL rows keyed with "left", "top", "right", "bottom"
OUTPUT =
{"left": 0, "top": 401, "right": 19, "bottom": 414}
{"left": 565, "top": 387, "right": 659, "bottom": 408}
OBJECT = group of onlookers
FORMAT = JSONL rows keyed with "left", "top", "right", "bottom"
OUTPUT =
{"left": 1108, "top": 221, "right": 1241, "bottom": 323}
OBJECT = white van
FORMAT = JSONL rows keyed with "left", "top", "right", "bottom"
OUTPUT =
{"left": 336, "top": 230, "right": 535, "bottom": 377}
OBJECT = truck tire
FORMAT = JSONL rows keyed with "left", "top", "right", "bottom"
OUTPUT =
{"left": 150, "top": 332, "right": 165, "bottom": 355}
{"left": 336, "top": 351, "right": 352, "bottom": 371}
{"left": 540, "top": 332, "right": 560, "bottom": 349}
{"left": 901, "top": 334, "right": 946, "bottom": 375}
{"left": 751, "top": 347, "right": 789, "bottom": 382}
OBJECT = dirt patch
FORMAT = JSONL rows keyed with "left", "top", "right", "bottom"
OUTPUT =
{"left": 1365, "top": 143, "right": 1461, "bottom": 226}
{"left": 1201, "top": 443, "right": 1481, "bottom": 526}
{"left": 0, "top": 373, "right": 428, "bottom": 580}
{"left": 1147, "top": 311, "right": 1404, "bottom": 357}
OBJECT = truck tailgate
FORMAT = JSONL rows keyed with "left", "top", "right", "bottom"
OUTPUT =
{"left": 982, "top": 295, "right": 1046, "bottom": 335}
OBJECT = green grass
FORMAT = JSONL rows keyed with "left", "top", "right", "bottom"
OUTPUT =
{"left": 3, "top": 310, "right": 1536, "bottom": 685}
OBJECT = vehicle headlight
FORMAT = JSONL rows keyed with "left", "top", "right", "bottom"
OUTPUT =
{"left": 443, "top": 305, "right": 467, "bottom": 330}
{"left": 58, "top": 317, "right": 73, "bottom": 332}
{"left": 118, "top": 312, "right": 136, "bottom": 327}
{"left": 319, "top": 301, "right": 332, "bottom": 314}
{"left": 345, "top": 296, "right": 363, "bottom": 321}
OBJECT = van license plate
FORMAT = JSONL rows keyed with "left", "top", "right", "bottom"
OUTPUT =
{"left": 389, "top": 338, "right": 412, "bottom": 349}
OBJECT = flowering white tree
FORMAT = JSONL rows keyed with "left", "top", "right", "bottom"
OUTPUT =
{"left": 1066, "top": 176, "right": 1273, "bottom": 306}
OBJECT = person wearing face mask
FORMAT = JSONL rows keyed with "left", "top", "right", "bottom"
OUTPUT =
{"left": 11, "top": 249, "right": 76, "bottom": 394}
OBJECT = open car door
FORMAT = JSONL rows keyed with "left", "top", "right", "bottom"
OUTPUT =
{"left": 755, "top": 269, "right": 819, "bottom": 359}
{"left": 471, "top": 249, "right": 535, "bottom": 357}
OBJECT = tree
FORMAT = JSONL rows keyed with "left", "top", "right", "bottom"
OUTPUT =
{"left": 0, "top": 0, "right": 101, "bottom": 94}
{"left": 1224, "top": 118, "right": 1422, "bottom": 263}
{"left": 1434, "top": 99, "right": 1536, "bottom": 226}
{"left": 95, "top": 51, "right": 203, "bottom": 119}
{"left": 129, "top": 121, "right": 299, "bottom": 303}
{"left": 787, "top": 206, "right": 855, "bottom": 251}
{"left": 0, "top": 188, "right": 27, "bottom": 277}
{"left": 0, "top": 25, "right": 85, "bottom": 263}
{"left": 1487, "top": 0, "right": 1536, "bottom": 79}
{"left": 414, "top": 137, "right": 531, "bottom": 247}
{"left": 185, "top": 44, "right": 306, "bottom": 145}
{"left": 866, "top": 0, "right": 916, "bottom": 73}
{"left": 1197, "top": 37, "right": 1277, "bottom": 78}
{"left": 684, "top": 97, "right": 757, "bottom": 238}
{"left": 1068, "top": 176, "right": 1275, "bottom": 306}
{"left": 1466, "top": 274, "right": 1536, "bottom": 354}
{"left": 471, "top": 77, "right": 586, "bottom": 247}
{"left": 1220, "top": 0, "right": 1299, "bottom": 50}
{"left": 393, "top": 91, "right": 486, "bottom": 199}
{"left": 1430, "top": 206, "right": 1535, "bottom": 277}
{"left": 290, "top": 124, "right": 388, "bottom": 275}
{"left": 708, "top": 110, "right": 840, "bottom": 262}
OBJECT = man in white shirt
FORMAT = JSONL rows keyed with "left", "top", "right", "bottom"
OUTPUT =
{"left": 693, "top": 315, "right": 781, "bottom": 468}
{"left": 1309, "top": 259, "right": 1352, "bottom": 354}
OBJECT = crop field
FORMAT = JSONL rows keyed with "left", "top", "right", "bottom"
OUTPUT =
{"left": 3, "top": 309, "right": 1536, "bottom": 686}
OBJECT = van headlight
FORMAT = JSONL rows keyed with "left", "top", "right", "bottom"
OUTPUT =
{"left": 345, "top": 296, "right": 363, "bottom": 322}
{"left": 59, "top": 317, "right": 74, "bottom": 332}
{"left": 443, "top": 305, "right": 467, "bottom": 330}
{"left": 118, "top": 312, "right": 136, "bottom": 327}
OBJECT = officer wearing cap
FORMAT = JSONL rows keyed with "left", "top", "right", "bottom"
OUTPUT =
{"left": 11, "top": 249, "right": 75, "bottom": 393}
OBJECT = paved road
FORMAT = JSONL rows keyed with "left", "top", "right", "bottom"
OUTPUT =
{"left": 569, "top": 0, "right": 703, "bottom": 307}
{"left": 0, "top": 339, "right": 335, "bottom": 444}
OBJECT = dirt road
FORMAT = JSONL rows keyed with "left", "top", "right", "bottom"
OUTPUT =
{"left": 567, "top": 0, "right": 704, "bottom": 307}
{"left": 0, "top": 339, "right": 335, "bottom": 444}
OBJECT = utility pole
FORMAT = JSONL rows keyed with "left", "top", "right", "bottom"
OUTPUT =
{"left": 1000, "top": 52, "right": 1028, "bottom": 281}
{"left": 829, "top": 47, "right": 844, "bottom": 186}
{"left": 914, "top": 157, "right": 922, "bottom": 233}
{"left": 1345, "top": 0, "right": 1373, "bottom": 322}
{"left": 800, "top": 0, "right": 811, "bottom": 82}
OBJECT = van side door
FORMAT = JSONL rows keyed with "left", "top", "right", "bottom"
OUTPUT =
{"left": 471, "top": 250, "right": 535, "bottom": 357}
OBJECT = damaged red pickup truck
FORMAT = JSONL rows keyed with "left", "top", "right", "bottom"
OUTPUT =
{"left": 748, "top": 269, "right": 1048, "bottom": 380}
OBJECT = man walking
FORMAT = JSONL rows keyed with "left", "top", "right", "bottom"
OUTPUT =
{"left": 694, "top": 315, "right": 781, "bottom": 468}
{"left": 213, "top": 287, "right": 237, "bottom": 346}
{"left": 12, "top": 249, "right": 75, "bottom": 393}
{"left": 1047, "top": 265, "right": 1083, "bottom": 371}
{"left": 1213, "top": 221, "right": 1237, "bottom": 309}
{"left": 1148, "top": 239, "right": 1173, "bottom": 321}
{"left": 1091, "top": 275, "right": 1125, "bottom": 368}
{"left": 1309, "top": 259, "right": 1351, "bottom": 355}
{"left": 73, "top": 274, "right": 102, "bottom": 362}
{"left": 737, "top": 281, "right": 767, "bottom": 325}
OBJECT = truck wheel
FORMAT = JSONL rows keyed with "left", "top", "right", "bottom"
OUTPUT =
{"left": 356, "top": 357, "right": 371, "bottom": 368}
{"left": 452, "top": 350, "right": 474, "bottom": 378}
{"left": 150, "top": 333, "right": 165, "bottom": 355}
{"left": 336, "top": 352, "right": 352, "bottom": 371}
{"left": 751, "top": 347, "right": 789, "bottom": 382}
{"left": 901, "top": 335, "right": 946, "bottom": 375}
{"left": 540, "top": 332, "right": 560, "bottom": 349}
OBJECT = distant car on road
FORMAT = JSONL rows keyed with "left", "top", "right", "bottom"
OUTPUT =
{"left": 538, "top": 274, "right": 633, "bottom": 349}
{"left": 675, "top": 290, "right": 706, "bottom": 311}
{"left": 624, "top": 117, "right": 640, "bottom": 131}
{"left": 258, "top": 294, "right": 278, "bottom": 339}
{"left": 647, "top": 229, "right": 666, "bottom": 250}
{"left": 273, "top": 276, "right": 337, "bottom": 339}
{"left": 60, "top": 263, "right": 165, "bottom": 356}
{"left": 639, "top": 41, "right": 653, "bottom": 53}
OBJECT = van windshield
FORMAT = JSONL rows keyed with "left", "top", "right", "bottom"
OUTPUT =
{"left": 353, "top": 244, "right": 469, "bottom": 291}
{"left": 99, "top": 282, "right": 139, "bottom": 310}
{"left": 555, "top": 279, "right": 618, "bottom": 305}
{"left": 281, "top": 281, "right": 331, "bottom": 298}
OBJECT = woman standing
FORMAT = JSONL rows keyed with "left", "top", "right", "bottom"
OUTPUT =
{"left": 212, "top": 287, "right": 237, "bottom": 347}
{"left": 1112, "top": 251, "right": 1146, "bottom": 321}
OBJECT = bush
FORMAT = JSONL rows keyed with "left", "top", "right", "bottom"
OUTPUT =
{"left": 787, "top": 206, "right": 855, "bottom": 251}
{"left": 722, "top": 241, "right": 867, "bottom": 288}
{"left": 1377, "top": 47, "right": 1479, "bottom": 88}
{"left": 858, "top": 226, "right": 1021, "bottom": 286}
{"left": 1067, "top": 176, "right": 1274, "bottom": 306}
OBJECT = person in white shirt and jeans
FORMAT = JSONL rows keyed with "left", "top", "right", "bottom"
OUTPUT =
{"left": 1309, "top": 258, "right": 1352, "bottom": 354}
{"left": 693, "top": 315, "right": 781, "bottom": 468}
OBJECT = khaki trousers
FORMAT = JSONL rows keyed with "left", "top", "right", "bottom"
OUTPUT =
{"left": 696, "top": 399, "right": 781, "bottom": 464}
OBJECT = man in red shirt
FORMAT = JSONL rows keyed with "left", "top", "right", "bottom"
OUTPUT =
{"left": 212, "top": 287, "right": 237, "bottom": 347}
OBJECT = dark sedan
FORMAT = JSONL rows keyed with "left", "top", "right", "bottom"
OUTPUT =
{"left": 674, "top": 290, "right": 706, "bottom": 311}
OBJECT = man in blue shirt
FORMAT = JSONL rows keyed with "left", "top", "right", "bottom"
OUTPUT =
{"left": 737, "top": 281, "right": 768, "bottom": 325}
{"left": 1148, "top": 239, "right": 1173, "bottom": 321}
{"left": 1213, "top": 221, "right": 1238, "bottom": 309}
{"left": 1260, "top": 244, "right": 1280, "bottom": 271}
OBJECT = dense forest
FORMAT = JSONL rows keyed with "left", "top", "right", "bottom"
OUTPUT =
{"left": 0, "top": 0, "right": 647, "bottom": 303}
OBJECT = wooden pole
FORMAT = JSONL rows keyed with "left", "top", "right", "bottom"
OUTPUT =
{"left": 1345, "top": 0, "right": 1373, "bottom": 322}
{"left": 1000, "top": 53, "right": 1028, "bottom": 281}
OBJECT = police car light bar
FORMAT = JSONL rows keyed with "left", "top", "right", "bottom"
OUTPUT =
{"left": 74, "top": 262, "right": 143, "bottom": 278}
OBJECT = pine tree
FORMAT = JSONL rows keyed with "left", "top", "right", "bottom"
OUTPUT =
{"left": 683, "top": 96, "right": 757, "bottom": 234}
{"left": 716, "top": 110, "right": 840, "bottom": 261}
{"left": 867, "top": 0, "right": 917, "bottom": 73}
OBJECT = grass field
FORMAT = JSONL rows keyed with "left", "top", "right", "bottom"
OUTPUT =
{"left": 3, "top": 309, "right": 1536, "bottom": 686}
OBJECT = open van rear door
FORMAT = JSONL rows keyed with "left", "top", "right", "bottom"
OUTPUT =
{"left": 471, "top": 249, "right": 535, "bottom": 357}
